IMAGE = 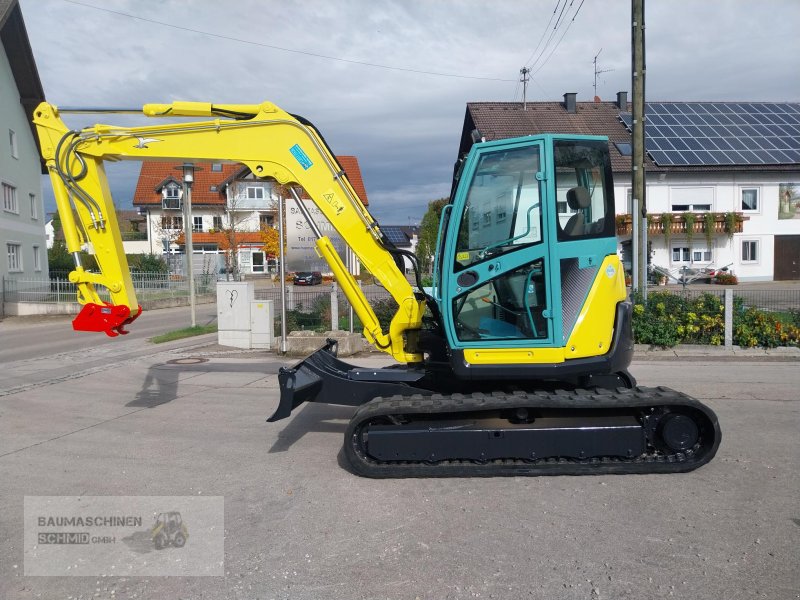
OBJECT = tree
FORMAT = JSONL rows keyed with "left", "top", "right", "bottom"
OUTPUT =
{"left": 48, "top": 241, "right": 97, "bottom": 277}
{"left": 260, "top": 225, "right": 282, "bottom": 258}
{"left": 415, "top": 197, "right": 449, "bottom": 274}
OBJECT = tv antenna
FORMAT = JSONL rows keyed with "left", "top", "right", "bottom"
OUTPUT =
{"left": 593, "top": 48, "right": 614, "bottom": 98}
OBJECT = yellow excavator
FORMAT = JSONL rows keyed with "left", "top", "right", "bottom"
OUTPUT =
{"left": 33, "top": 100, "right": 720, "bottom": 477}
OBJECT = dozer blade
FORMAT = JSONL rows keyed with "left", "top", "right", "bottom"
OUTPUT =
{"left": 268, "top": 339, "right": 427, "bottom": 422}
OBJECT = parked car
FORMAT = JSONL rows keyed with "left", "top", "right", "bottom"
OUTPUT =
{"left": 293, "top": 271, "right": 323, "bottom": 286}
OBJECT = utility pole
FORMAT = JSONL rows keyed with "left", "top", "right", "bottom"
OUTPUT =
{"left": 278, "top": 192, "right": 287, "bottom": 353}
{"left": 179, "top": 163, "right": 198, "bottom": 327}
{"left": 593, "top": 48, "right": 614, "bottom": 98}
{"left": 519, "top": 67, "right": 530, "bottom": 110}
{"left": 632, "top": 0, "right": 647, "bottom": 299}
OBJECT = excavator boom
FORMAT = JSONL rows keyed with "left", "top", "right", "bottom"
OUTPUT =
{"left": 34, "top": 101, "right": 424, "bottom": 361}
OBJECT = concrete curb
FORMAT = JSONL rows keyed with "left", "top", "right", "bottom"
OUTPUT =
{"left": 633, "top": 343, "right": 800, "bottom": 360}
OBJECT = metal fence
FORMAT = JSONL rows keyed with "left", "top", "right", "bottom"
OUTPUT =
{"left": 3, "top": 272, "right": 217, "bottom": 304}
{"left": 658, "top": 288, "right": 800, "bottom": 314}
{"left": 254, "top": 284, "right": 395, "bottom": 333}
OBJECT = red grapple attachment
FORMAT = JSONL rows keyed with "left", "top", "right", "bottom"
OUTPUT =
{"left": 72, "top": 302, "right": 143, "bottom": 337}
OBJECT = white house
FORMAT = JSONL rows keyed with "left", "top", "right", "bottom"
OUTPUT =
{"left": 131, "top": 156, "right": 370, "bottom": 276}
{"left": 0, "top": 0, "right": 48, "bottom": 281}
{"left": 460, "top": 94, "right": 800, "bottom": 281}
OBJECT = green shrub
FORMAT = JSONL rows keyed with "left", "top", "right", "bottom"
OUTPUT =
{"left": 632, "top": 291, "right": 725, "bottom": 347}
{"left": 632, "top": 291, "right": 799, "bottom": 348}
{"left": 127, "top": 253, "right": 168, "bottom": 273}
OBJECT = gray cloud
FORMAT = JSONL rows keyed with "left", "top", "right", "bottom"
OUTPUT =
{"left": 22, "top": 0, "right": 800, "bottom": 224}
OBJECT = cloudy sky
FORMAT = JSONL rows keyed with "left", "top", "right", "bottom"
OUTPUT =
{"left": 21, "top": 0, "right": 800, "bottom": 225}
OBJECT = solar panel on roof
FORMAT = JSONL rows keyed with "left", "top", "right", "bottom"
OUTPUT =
{"left": 618, "top": 102, "right": 800, "bottom": 166}
{"left": 381, "top": 226, "right": 409, "bottom": 246}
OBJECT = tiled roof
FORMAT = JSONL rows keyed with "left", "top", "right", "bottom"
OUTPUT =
{"left": 465, "top": 101, "right": 653, "bottom": 173}
{"left": 337, "top": 155, "right": 369, "bottom": 206}
{"left": 134, "top": 162, "right": 239, "bottom": 206}
{"left": 134, "top": 155, "right": 369, "bottom": 206}
{"left": 464, "top": 100, "right": 799, "bottom": 173}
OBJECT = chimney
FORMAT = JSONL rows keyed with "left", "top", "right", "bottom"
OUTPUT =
{"left": 616, "top": 91, "right": 627, "bottom": 110}
{"left": 563, "top": 92, "right": 577, "bottom": 113}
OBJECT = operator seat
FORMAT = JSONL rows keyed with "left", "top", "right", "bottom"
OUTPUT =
{"left": 563, "top": 186, "right": 591, "bottom": 236}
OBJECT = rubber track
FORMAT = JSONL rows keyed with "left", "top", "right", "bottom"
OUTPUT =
{"left": 343, "top": 386, "right": 721, "bottom": 478}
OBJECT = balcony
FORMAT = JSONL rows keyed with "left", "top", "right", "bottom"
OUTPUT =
{"left": 615, "top": 212, "right": 747, "bottom": 237}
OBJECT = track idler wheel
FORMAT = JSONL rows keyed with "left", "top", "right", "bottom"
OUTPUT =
{"left": 658, "top": 413, "right": 700, "bottom": 452}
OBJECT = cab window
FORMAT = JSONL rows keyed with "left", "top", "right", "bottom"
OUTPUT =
{"left": 554, "top": 140, "right": 614, "bottom": 240}
{"left": 454, "top": 145, "right": 542, "bottom": 271}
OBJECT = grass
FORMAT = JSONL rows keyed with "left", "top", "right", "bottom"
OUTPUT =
{"left": 150, "top": 323, "right": 217, "bottom": 344}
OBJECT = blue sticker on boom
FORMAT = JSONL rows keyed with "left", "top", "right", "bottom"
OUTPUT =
{"left": 289, "top": 144, "right": 313, "bottom": 170}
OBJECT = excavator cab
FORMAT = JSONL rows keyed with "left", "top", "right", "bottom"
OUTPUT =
{"left": 432, "top": 135, "right": 627, "bottom": 384}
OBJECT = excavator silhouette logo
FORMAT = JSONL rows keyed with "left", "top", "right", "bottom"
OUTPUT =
{"left": 151, "top": 512, "right": 188, "bottom": 550}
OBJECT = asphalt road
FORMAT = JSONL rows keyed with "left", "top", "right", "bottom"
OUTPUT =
{"left": 0, "top": 303, "right": 218, "bottom": 363}
{"left": 0, "top": 338, "right": 798, "bottom": 600}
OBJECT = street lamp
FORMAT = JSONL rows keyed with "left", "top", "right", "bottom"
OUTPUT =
{"left": 176, "top": 163, "right": 201, "bottom": 328}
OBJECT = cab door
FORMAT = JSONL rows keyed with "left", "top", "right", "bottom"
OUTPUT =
{"left": 440, "top": 139, "right": 554, "bottom": 349}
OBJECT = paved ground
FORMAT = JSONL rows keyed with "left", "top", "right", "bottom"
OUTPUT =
{"left": 0, "top": 333, "right": 798, "bottom": 599}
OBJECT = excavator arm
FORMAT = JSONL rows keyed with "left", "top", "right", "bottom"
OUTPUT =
{"left": 33, "top": 101, "right": 424, "bottom": 361}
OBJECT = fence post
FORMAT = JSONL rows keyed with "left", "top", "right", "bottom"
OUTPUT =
{"left": 330, "top": 282, "right": 339, "bottom": 331}
{"left": 724, "top": 288, "right": 733, "bottom": 348}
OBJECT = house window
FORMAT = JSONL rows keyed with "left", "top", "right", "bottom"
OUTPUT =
{"left": 211, "top": 163, "right": 223, "bottom": 172}
{"left": 7, "top": 243, "right": 22, "bottom": 271}
{"left": 259, "top": 214, "right": 274, "bottom": 228}
{"left": 672, "top": 245, "right": 712, "bottom": 264}
{"left": 193, "top": 216, "right": 204, "bottom": 232}
{"left": 742, "top": 240, "right": 758, "bottom": 262}
{"left": 741, "top": 188, "right": 759, "bottom": 212}
{"left": 671, "top": 203, "right": 711, "bottom": 212}
{"left": 692, "top": 247, "right": 712, "bottom": 263}
{"left": 162, "top": 183, "right": 181, "bottom": 209}
{"left": 614, "top": 142, "right": 632, "bottom": 156}
{"left": 161, "top": 216, "right": 183, "bottom": 230}
{"left": 672, "top": 247, "right": 690, "bottom": 263}
{"left": 9, "top": 129, "right": 18, "bottom": 158}
{"left": 247, "top": 186, "right": 265, "bottom": 200}
{"left": 3, "top": 182, "right": 18, "bottom": 213}
{"left": 670, "top": 187, "right": 713, "bottom": 212}
{"left": 33, "top": 245, "right": 41, "bottom": 271}
{"left": 213, "top": 215, "right": 223, "bottom": 230}
{"left": 30, "top": 194, "right": 38, "bottom": 220}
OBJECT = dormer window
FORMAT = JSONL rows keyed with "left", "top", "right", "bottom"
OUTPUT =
{"left": 162, "top": 182, "right": 182, "bottom": 209}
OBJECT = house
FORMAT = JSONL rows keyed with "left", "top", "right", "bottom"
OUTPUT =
{"left": 132, "top": 156, "right": 369, "bottom": 275}
{"left": 0, "top": 0, "right": 48, "bottom": 281}
{"left": 380, "top": 225, "right": 419, "bottom": 273}
{"left": 459, "top": 93, "right": 800, "bottom": 281}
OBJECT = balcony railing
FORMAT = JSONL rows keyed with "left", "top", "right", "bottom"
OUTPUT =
{"left": 615, "top": 212, "right": 747, "bottom": 237}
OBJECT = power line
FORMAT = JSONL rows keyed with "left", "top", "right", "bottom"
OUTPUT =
{"left": 530, "top": 0, "right": 586, "bottom": 76}
{"left": 527, "top": 0, "right": 574, "bottom": 71}
{"left": 524, "top": 0, "right": 562, "bottom": 67}
{"left": 60, "top": 0, "right": 516, "bottom": 83}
